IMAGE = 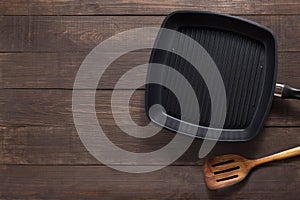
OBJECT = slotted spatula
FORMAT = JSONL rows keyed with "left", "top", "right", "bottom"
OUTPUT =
{"left": 203, "top": 146, "right": 300, "bottom": 190}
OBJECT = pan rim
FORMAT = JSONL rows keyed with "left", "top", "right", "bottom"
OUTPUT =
{"left": 145, "top": 10, "right": 278, "bottom": 141}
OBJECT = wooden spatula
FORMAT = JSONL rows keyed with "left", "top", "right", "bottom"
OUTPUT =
{"left": 203, "top": 146, "right": 300, "bottom": 190}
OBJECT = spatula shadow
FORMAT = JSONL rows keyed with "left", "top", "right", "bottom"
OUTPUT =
{"left": 206, "top": 172, "right": 251, "bottom": 198}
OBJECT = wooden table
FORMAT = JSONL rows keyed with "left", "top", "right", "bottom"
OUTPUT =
{"left": 0, "top": 1, "right": 299, "bottom": 199}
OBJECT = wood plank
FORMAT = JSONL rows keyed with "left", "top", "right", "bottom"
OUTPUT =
{"left": 0, "top": 52, "right": 299, "bottom": 89}
{"left": 0, "top": 165, "right": 299, "bottom": 199}
{"left": 1, "top": 126, "right": 299, "bottom": 165}
{"left": 27, "top": 15, "right": 300, "bottom": 52}
{"left": 27, "top": 16, "right": 162, "bottom": 52}
{"left": 2, "top": 0, "right": 300, "bottom": 15}
{"left": 0, "top": 51, "right": 149, "bottom": 89}
{"left": 0, "top": 16, "right": 299, "bottom": 52}
{"left": 0, "top": 0, "right": 28, "bottom": 15}
{"left": 0, "top": 90, "right": 299, "bottom": 127}
{"left": 0, "top": 16, "right": 28, "bottom": 51}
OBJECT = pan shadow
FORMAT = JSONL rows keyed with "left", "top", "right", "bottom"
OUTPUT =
{"left": 267, "top": 99, "right": 300, "bottom": 125}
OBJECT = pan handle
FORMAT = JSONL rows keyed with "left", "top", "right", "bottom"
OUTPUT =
{"left": 275, "top": 83, "right": 300, "bottom": 100}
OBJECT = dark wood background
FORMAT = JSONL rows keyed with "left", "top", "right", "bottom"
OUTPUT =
{"left": 0, "top": 0, "right": 299, "bottom": 199}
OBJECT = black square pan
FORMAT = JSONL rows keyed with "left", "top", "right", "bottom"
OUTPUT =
{"left": 145, "top": 11, "right": 278, "bottom": 141}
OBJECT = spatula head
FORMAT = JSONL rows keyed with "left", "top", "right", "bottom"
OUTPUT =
{"left": 203, "top": 154, "right": 252, "bottom": 190}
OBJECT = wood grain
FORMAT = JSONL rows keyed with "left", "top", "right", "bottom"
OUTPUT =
{"left": 0, "top": 16, "right": 29, "bottom": 51}
{"left": 0, "top": 0, "right": 28, "bottom": 15}
{"left": 0, "top": 15, "right": 299, "bottom": 52}
{"left": 1, "top": 126, "right": 300, "bottom": 165}
{"left": 0, "top": 50, "right": 150, "bottom": 89}
{"left": 1, "top": 1, "right": 299, "bottom": 199}
{"left": 0, "top": 89, "right": 299, "bottom": 127}
{"left": 0, "top": 52, "right": 299, "bottom": 89}
{"left": 1, "top": 0, "right": 300, "bottom": 15}
{"left": 0, "top": 165, "right": 299, "bottom": 199}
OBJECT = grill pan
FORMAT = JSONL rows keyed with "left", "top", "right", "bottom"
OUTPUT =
{"left": 145, "top": 11, "right": 300, "bottom": 141}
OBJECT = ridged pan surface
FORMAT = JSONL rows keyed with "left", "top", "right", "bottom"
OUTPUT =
{"left": 146, "top": 11, "right": 277, "bottom": 141}
{"left": 162, "top": 27, "right": 265, "bottom": 129}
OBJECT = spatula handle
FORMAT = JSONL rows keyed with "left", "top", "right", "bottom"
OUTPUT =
{"left": 254, "top": 146, "right": 300, "bottom": 166}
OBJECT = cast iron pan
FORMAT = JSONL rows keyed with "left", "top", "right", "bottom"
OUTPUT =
{"left": 145, "top": 11, "right": 300, "bottom": 141}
